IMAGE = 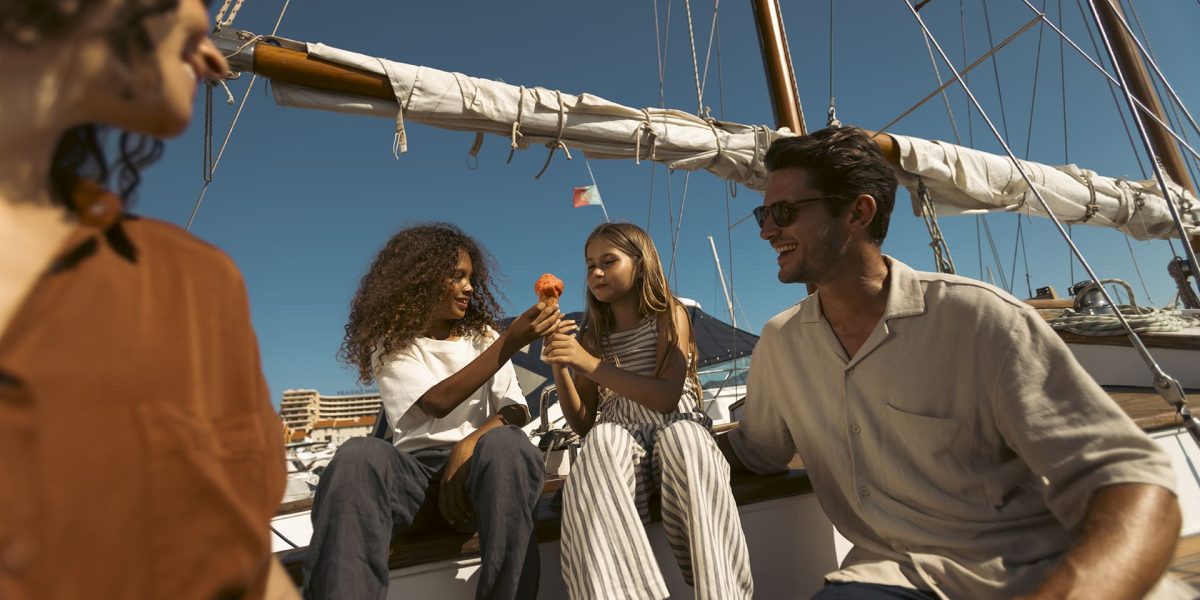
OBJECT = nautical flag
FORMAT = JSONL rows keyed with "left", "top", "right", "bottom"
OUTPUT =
{"left": 573, "top": 185, "right": 604, "bottom": 208}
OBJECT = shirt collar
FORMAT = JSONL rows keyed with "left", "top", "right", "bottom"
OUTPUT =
{"left": 881, "top": 255, "right": 926, "bottom": 321}
{"left": 794, "top": 255, "right": 926, "bottom": 324}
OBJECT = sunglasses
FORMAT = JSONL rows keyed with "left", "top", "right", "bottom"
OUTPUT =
{"left": 752, "top": 196, "right": 843, "bottom": 228}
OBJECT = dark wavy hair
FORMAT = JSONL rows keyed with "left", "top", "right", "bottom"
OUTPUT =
{"left": 340, "top": 223, "right": 505, "bottom": 385}
{"left": 764, "top": 126, "right": 898, "bottom": 244}
{"left": 2, "top": 0, "right": 187, "bottom": 210}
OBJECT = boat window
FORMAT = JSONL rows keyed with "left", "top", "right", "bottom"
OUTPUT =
{"left": 697, "top": 356, "right": 751, "bottom": 389}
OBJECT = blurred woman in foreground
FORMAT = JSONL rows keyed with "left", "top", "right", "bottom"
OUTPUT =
{"left": 1, "top": 1, "right": 292, "bottom": 597}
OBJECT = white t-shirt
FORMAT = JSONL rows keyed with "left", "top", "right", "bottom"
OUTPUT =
{"left": 374, "top": 328, "right": 526, "bottom": 452}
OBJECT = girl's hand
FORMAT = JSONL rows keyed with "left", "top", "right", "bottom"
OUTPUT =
{"left": 505, "top": 302, "right": 560, "bottom": 348}
{"left": 542, "top": 331, "right": 600, "bottom": 374}
{"left": 553, "top": 319, "right": 578, "bottom": 336}
{"left": 541, "top": 320, "right": 577, "bottom": 367}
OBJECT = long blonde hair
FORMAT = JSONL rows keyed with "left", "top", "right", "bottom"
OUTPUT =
{"left": 580, "top": 223, "right": 697, "bottom": 384}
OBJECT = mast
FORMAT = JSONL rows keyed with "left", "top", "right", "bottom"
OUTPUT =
{"left": 749, "top": 0, "right": 806, "bottom": 135}
{"left": 1093, "top": 0, "right": 1195, "bottom": 199}
{"left": 1091, "top": 0, "right": 1200, "bottom": 292}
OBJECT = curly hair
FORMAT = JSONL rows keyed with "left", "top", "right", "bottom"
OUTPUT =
{"left": 2, "top": 0, "right": 187, "bottom": 211}
{"left": 340, "top": 223, "right": 505, "bottom": 385}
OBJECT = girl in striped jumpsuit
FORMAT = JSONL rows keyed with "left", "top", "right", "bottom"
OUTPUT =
{"left": 543, "top": 222, "right": 753, "bottom": 600}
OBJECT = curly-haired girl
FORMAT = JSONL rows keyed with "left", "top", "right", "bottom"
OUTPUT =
{"left": 305, "top": 223, "right": 559, "bottom": 600}
{"left": 544, "top": 223, "right": 753, "bottom": 600}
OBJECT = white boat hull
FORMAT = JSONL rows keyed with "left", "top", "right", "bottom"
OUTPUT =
{"left": 1068, "top": 342, "right": 1200, "bottom": 389}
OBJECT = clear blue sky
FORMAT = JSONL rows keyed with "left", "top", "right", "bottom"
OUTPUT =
{"left": 136, "top": 1, "right": 1200, "bottom": 404}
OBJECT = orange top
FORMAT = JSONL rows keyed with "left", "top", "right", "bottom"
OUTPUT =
{"left": 534, "top": 273, "right": 563, "bottom": 300}
{"left": 0, "top": 215, "right": 285, "bottom": 599}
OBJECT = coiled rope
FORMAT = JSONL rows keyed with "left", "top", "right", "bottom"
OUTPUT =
{"left": 1049, "top": 279, "right": 1200, "bottom": 335}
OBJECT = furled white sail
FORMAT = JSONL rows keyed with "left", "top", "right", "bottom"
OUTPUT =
{"left": 271, "top": 43, "right": 784, "bottom": 190}
{"left": 890, "top": 135, "right": 1198, "bottom": 241}
{"left": 269, "top": 43, "right": 1199, "bottom": 241}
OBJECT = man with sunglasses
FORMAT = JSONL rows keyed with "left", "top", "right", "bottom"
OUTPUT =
{"left": 721, "top": 127, "right": 1186, "bottom": 599}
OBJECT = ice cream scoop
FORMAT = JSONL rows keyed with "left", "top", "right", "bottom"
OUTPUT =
{"left": 535, "top": 273, "right": 564, "bottom": 307}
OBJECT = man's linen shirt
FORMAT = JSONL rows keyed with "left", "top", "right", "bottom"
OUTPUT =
{"left": 729, "top": 257, "right": 1178, "bottom": 599}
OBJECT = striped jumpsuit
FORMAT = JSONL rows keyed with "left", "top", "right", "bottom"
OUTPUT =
{"left": 560, "top": 316, "right": 754, "bottom": 600}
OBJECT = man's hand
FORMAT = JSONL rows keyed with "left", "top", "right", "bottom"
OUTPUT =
{"left": 439, "top": 436, "right": 477, "bottom": 532}
{"left": 504, "top": 302, "right": 561, "bottom": 349}
{"left": 543, "top": 330, "right": 600, "bottom": 374}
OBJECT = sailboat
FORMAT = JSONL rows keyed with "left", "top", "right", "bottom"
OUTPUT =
{"left": 174, "top": 0, "right": 1200, "bottom": 596}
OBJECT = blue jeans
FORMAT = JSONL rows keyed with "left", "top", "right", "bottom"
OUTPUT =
{"left": 302, "top": 426, "right": 544, "bottom": 600}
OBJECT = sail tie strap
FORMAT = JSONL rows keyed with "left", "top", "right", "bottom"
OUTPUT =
{"left": 466, "top": 133, "right": 484, "bottom": 170}
{"left": 507, "top": 86, "right": 526, "bottom": 164}
{"left": 703, "top": 108, "right": 723, "bottom": 169}
{"left": 634, "top": 109, "right": 658, "bottom": 165}
{"left": 535, "top": 90, "right": 572, "bottom": 179}
{"left": 378, "top": 60, "right": 415, "bottom": 158}
{"left": 1079, "top": 172, "right": 1099, "bottom": 223}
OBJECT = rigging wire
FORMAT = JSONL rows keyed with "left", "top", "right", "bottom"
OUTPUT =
{"left": 874, "top": 14, "right": 1042, "bottom": 137}
{"left": 1025, "top": 0, "right": 1200, "bottom": 164}
{"left": 1074, "top": 0, "right": 1167, "bottom": 302}
{"left": 918, "top": 13, "right": 962, "bottom": 145}
{"left": 826, "top": 0, "right": 840, "bottom": 127}
{"left": 963, "top": 0, "right": 990, "bottom": 286}
{"left": 981, "top": 215, "right": 1010, "bottom": 291}
{"left": 980, "top": 1, "right": 1013, "bottom": 143}
{"left": 1060, "top": 1, "right": 1077, "bottom": 288}
{"left": 667, "top": 173, "right": 691, "bottom": 288}
{"left": 1119, "top": 2, "right": 1200, "bottom": 144}
{"left": 1048, "top": 0, "right": 1178, "bottom": 301}
{"left": 976, "top": 217, "right": 985, "bottom": 281}
{"left": 1073, "top": 0, "right": 1147, "bottom": 177}
{"left": 828, "top": 0, "right": 834, "bottom": 108}
{"left": 1021, "top": 0, "right": 1049, "bottom": 161}
{"left": 1122, "top": 1, "right": 1192, "bottom": 269}
{"left": 912, "top": 6, "right": 961, "bottom": 274}
{"left": 186, "top": 0, "right": 292, "bottom": 231}
{"left": 904, "top": 0, "right": 1199, "bottom": 446}
{"left": 1124, "top": 0, "right": 1200, "bottom": 192}
{"left": 714, "top": 5, "right": 744, "bottom": 328}
{"left": 1081, "top": 0, "right": 1200, "bottom": 307}
{"left": 647, "top": 0, "right": 674, "bottom": 231}
{"left": 1007, "top": 0, "right": 1049, "bottom": 298}
{"left": 683, "top": 0, "right": 704, "bottom": 114}
{"left": 982, "top": 0, "right": 1032, "bottom": 294}
{"left": 698, "top": 0, "right": 721, "bottom": 103}
{"left": 961, "top": 0, "right": 975, "bottom": 147}
{"left": 666, "top": 0, "right": 714, "bottom": 289}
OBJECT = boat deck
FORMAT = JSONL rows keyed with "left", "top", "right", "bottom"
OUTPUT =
{"left": 1173, "top": 535, "right": 1200, "bottom": 590}
{"left": 277, "top": 457, "right": 814, "bottom": 583}
{"left": 276, "top": 385, "right": 1198, "bottom": 591}
{"left": 1108, "top": 385, "right": 1190, "bottom": 431}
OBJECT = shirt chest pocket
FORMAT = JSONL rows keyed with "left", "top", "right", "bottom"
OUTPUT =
{"left": 881, "top": 402, "right": 964, "bottom": 460}
{"left": 877, "top": 403, "right": 988, "bottom": 509}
